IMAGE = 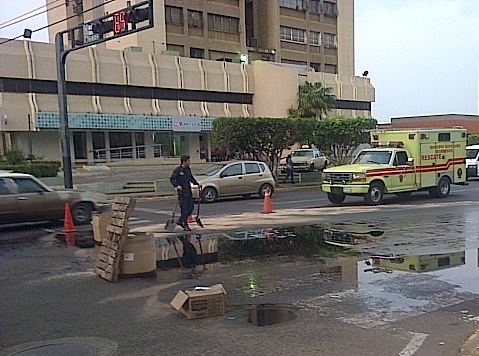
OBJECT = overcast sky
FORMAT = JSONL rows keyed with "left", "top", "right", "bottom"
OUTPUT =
{"left": 1, "top": 0, "right": 478, "bottom": 123}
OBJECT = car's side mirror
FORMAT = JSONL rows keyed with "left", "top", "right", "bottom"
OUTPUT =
{"left": 407, "top": 157, "right": 414, "bottom": 165}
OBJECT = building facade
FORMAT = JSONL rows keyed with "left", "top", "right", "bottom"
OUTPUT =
{"left": 379, "top": 114, "right": 479, "bottom": 134}
{"left": 0, "top": 0, "right": 374, "bottom": 165}
{"left": 48, "top": 0, "right": 353, "bottom": 77}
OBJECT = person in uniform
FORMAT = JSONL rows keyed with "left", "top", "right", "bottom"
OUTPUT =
{"left": 170, "top": 155, "right": 201, "bottom": 231}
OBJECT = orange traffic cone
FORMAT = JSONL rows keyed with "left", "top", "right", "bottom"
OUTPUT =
{"left": 261, "top": 188, "right": 274, "bottom": 214}
{"left": 63, "top": 203, "right": 75, "bottom": 247}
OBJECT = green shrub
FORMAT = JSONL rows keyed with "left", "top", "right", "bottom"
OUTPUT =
{"left": 0, "top": 161, "right": 61, "bottom": 177}
{"left": 5, "top": 145, "right": 26, "bottom": 165}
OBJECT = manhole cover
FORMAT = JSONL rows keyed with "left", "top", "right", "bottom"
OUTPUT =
{"left": 248, "top": 304, "right": 297, "bottom": 326}
{"left": 9, "top": 343, "right": 96, "bottom": 356}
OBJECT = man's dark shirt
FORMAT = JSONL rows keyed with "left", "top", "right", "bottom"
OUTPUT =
{"left": 170, "top": 165, "right": 199, "bottom": 195}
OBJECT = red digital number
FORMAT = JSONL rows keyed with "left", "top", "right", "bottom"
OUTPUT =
{"left": 113, "top": 11, "right": 127, "bottom": 34}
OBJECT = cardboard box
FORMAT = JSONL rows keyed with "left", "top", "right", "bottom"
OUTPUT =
{"left": 91, "top": 212, "right": 112, "bottom": 244}
{"left": 170, "top": 284, "right": 226, "bottom": 319}
{"left": 120, "top": 235, "right": 157, "bottom": 276}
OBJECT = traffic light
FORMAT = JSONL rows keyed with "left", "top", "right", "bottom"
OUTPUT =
{"left": 127, "top": 8, "right": 150, "bottom": 25}
{"left": 91, "top": 19, "right": 113, "bottom": 36}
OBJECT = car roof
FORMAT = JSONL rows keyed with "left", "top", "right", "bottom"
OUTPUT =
{"left": 213, "top": 160, "right": 266, "bottom": 164}
{"left": 0, "top": 171, "right": 33, "bottom": 178}
{"left": 466, "top": 145, "right": 479, "bottom": 149}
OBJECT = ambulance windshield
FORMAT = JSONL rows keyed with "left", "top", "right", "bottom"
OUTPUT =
{"left": 354, "top": 150, "right": 392, "bottom": 165}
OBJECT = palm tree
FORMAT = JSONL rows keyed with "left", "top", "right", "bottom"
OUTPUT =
{"left": 288, "top": 81, "right": 336, "bottom": 119}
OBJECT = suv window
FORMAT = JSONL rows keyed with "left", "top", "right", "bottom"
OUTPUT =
{"left": 222, "top": 163, "right": 242, "bottom": 177}
{"left": 245, "top": 163, "right": 260, "bottom": 174}
{"left": 12, "top": 177, "right": 47, "bottom": 194}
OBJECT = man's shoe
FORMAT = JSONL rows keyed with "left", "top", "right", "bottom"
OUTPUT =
{"left": 183, "top": 224, "right": 192, "bottom": 231}
{"left": 176, "top": 220, "right": 185, "bottom": 228}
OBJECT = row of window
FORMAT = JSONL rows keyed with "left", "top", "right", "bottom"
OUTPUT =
{"left": 280, "top": 26, "right": 337, "bottom": 47}
{"left": 279, "top": 0, "right": 339, "bottom": 17}
{"left": 166, "top": 6, "right": 239, "bottom": 34}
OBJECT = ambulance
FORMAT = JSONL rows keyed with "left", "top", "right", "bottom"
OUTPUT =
{"left": 321, "top": 128, "right": 467, "bottom": 205}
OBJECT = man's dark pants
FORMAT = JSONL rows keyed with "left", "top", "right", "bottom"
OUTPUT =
{"left": 179, "top": 192, "right": 195, "bottom": 223}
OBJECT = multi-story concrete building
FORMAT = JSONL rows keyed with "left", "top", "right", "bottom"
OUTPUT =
{"left": 0, "top": 0, "right": 374, "bottom": 165}
{"left": 48, "top": 0, "right": 352, "bottom": 76}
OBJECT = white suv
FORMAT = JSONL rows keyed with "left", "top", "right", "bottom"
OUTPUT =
{"left": 280, "top": 148, "right": 330, "bottom": 172}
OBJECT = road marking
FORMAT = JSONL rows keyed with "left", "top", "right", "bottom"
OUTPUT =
{"left": 128, "top": 219, "right": 151, "bottom": 226}
{"left": 398, "top": 332, "right": 428, "bottom": 356}
{"left": 134, "top": 207, "right": 172, "bottom": 215}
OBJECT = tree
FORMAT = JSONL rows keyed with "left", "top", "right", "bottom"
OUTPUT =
{"left": 212, "top": 117, "right": 305, "bottom": 176}
{"left": 315, "top": 116, "right": 377, "bottom": 165}
{"left": 288, "top": 81, "right": 336, "bottom": 119}
{"left": 467, "top": 134, "right": 479, "bottom": 145}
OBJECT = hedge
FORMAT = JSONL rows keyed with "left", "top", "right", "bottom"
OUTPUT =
{"left": 0, "top": 161, "right": 61, "bottom": 177}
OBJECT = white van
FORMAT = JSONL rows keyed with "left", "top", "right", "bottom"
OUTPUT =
{"left": 466, "top": 144, "right": 479, "bottom": 179}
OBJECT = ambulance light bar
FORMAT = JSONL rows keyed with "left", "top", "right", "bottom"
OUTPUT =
{"left": 370, "top": 141, "right": 404, "bottom": 148}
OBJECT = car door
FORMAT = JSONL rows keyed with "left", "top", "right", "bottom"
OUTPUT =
{"left": 0, "top": 178, "right": 19, "bottom": 224}
{"left": 243, "top": 162, "right": 262, "bottom": 193}
{"left": 392, "top": 151, "right": 415, "bottom": 190}
{"left": 217, "top": 163, "right": 245, "bottom": 196}
{"left": 11, "top": 177, "right": 65, "bottom": 222}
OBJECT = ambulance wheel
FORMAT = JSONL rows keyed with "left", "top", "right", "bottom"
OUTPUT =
{"left": 364, "top": 182, "right": 384, "bottom": 205}
{"left": 429, "top": 177, "right": 450, "bottom": 198}
{"left": 327, "top": 193, "right": 346, "bottom": 204}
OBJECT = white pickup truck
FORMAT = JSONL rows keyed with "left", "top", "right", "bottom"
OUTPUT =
{"left": 466, "top": 144, "right": 479, "bottom": 179}
{"left": 279, "top": 148, "right": 330, "bottom": 172}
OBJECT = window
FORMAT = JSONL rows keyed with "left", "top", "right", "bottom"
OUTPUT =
{"left": 323, "top": 1, "right": 338, "bottom": 17}
{"left": 323, "top": 33, "right": 337, "bottom": 48}
{"left": 279, "top": 0, "right": 305, "bottom": 10}
{"left": 310, "top": 0, "right": 321, "bottom": 14}
{"left": 222, "top": 163, "right": 242, "bottom": 177}
{"left": 188, "top": 10, "right": 203, "bottom": 28}
{"left": 394, "top": 152, "right": 408, "bottom": 166}
{"left": 310, "top": 62, "right": 321, "bottom": 71}
{"left": 245, "top": 163, "right": 260, "bottom": 174}
{"left": 310, "top": 31, "right": 321, "bottom": 45}
{"left": 280, "top": 26, "right": 306, "bottom": 43}
{"left": 12, "top": 178, "right": 47, "bottom": 194}
{"left": 208, "top": 14, "right": 239, "bottom": 33}
{"left": 190, "top": 47, "right": 204, "bottom": 59}
{"left": 165, "top": 6, "right": 183, "bottom": 25}
{"left": 0, "top": 179, "right": 11, "bottom": 195}
{"left": 438, "top": 133, "right": 451, "bottom": 141}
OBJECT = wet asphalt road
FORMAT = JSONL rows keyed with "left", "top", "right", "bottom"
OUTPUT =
{"left": 1, "top": 180, "right": 479, "bottom": 355}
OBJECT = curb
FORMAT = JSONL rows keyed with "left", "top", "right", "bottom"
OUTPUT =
{"left": 458, "top": 329, "right": 479, "bottom": 356}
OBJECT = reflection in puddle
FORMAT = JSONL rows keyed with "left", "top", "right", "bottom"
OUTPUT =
{"left": 367, "top": 251, "right": 465, "bottom": 273}
{"left": 248, "top": 304, "right": 297, "bottom": 326}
